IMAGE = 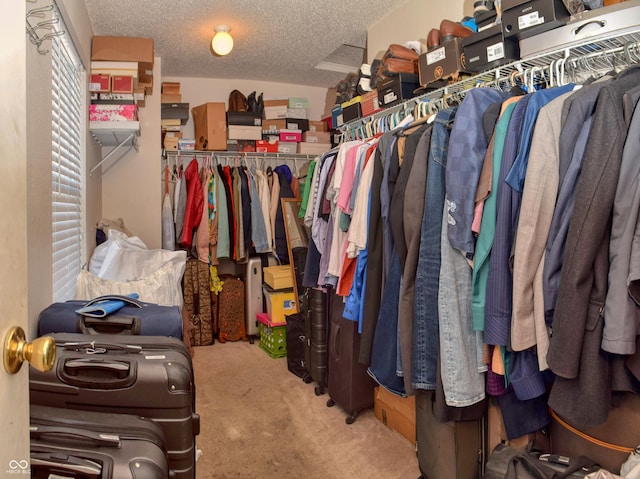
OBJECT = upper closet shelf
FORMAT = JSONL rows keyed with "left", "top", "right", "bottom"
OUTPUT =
{"left": 89, "top": 121, "right": 140, "bottom": 176}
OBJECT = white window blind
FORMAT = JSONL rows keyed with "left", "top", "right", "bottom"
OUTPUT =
{"left": 51, "top": 10, "right": 85, "bottom": 302}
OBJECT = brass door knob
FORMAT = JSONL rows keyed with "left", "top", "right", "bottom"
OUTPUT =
{"left": 3, "top": 326, "right": 56, "bottom": 374}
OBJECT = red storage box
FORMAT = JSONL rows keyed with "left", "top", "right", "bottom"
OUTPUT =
{"left": 89, "top": 104, "right": 138, "bottom": 122}
{"left": 279, "top": 129, "right": 302, "bottom": 142}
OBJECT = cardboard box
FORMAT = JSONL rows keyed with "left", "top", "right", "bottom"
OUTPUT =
{"left": 227, "top": 111, "right": 262, "bottom": 127}
{"left": 163, "top": 136, "right": 179, "bottom": 150}
{"left": 192, "top": 102, "right": 227, "bottom": 151}
{"left": 263, "top": 99, "right": 289, "bottom": 108}
{"left": 302, "top": 131, "right": 331, "bottom": 143}
{"left": 297, "top": 142, "right": 331, "bottom": 155}
{"left": 341, "top": 96, "right": 362, "bottom": 123}
{"left": 161, "top": 103, "right": 190, "bottom": 125}
{"left": 262, "top": 118, "right": 309, "bottom": 132}
{"left": 287, "top": 108, "right": 308, "bottom": 119}
{"left": 256, "top": 139, "right": 279, "bottom": 153}
{"left": 264, "top": 265, "right": 294, "bottom": 290}
{"left": 89, "top": 73, "right": 110, "bottom": 93}
{"left": 226, "top": 139, "right": 256, "bottom": 152}
{"left": 331, "top": 105, "right": 343, "bottom": 129}
{"left": 278, "top": 141, "right": 298, "bottom": 154}
{"left": 161, "top": 81, "right": 181, "bottom": 94}
{"left": 263, "top": 286, "right": 297, "bottom": 323}
{"left": 91, "top": 36, "right": 154, "bottom": 76}
{"left": 462, "top": 24, "right": 520, "bottom": 73}
{"left": 288, "top": 97, "right": 309, "bottom": 109}
{"left": 374, "top": 387, "right": 416, "bottom": 445}
{"left": 111, "top": 75, "right": 134, "bottom": 93}
{"left": 228, "top": 125, "right": 262, "bottom": 140}
{"left": 323, "top": 87, "right": 338, "bottom": 119}
{"left": 264, "top": 105, "right": 288, "bottom": 119}
{"left": 89, "top": 104, "right": 138, "bottom": 122}
{"left": 280, "top": 129, "right": 302, "bottom": 143}
{"left": 161, "top": 93, "right": 182, "bottom": 103}
{"left": 91, "top": 61, "right": 138, "bottom": 78}
{"left": 308, "top": 120, "right": 328, "bottom": 132}
{"left": 377, "top": 73, "right": 420, "bottom": 108}
{"left": 361, "top": 90, "right": 383, "bottom": 117}
{"left": 418, "top": 39, "right": 471, "bottom": 87}
{"left": 501, "top": 0, "right": 570, "bottom": 39}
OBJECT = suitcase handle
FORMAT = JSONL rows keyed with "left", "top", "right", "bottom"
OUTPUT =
{"left": 84, "top": 294, "right": 144, "bottom": 309}
{"left": 78, "top": 315, "right": 142, "bottom": 335}
{"left": 331, "top": 322, "right": 341, "bottom": 360}
{"left": 30, "top": 425, "right": 121, "bottom": 447}
{"left": 62, "top": 341, "right": 143, "bottom": 354}
{"left": 31, "top": 453, "right": 103, "bottom": 476}
{"left": 61, "top": 358, "right": 137, "bottom": 389}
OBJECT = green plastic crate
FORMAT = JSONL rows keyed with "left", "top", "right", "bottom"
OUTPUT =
{"left": 259, "top": 322, "right": 287, "bottom": 358}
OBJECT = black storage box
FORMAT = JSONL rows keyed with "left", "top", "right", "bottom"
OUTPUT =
{"left": 501, "top": 0, "right": 570, "bottom": 40}
{"left": 463, "top": 24, "right": 520, "bottom": 73}
{"left": 227, "top": 111, "right": 262, "bottom": 126}
{"left": 342, "top": 100, "right": 363, "bottom": 123}
{"left": 377, "top": 73, "right": 420, "bottom": 108}
{"left": 475, "top": 9, "right": 498, "bottom": 30}
{"left": 161, "top": 102, "right": 190, "bottom": 125}
{"left": 418, "top": 38, "right": 471, "bottom": 87}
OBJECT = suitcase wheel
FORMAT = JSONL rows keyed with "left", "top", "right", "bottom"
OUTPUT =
{"left": 314, "top": 385, "right": 324, "bottom": 396}
{"left": 303, "top": 374, "right": 312, "bottom": 384}
{"left": 345, "top": 410, "right": 359, "bottom": 425}
{"left": 326, "top": 398, "right": 335, "bottom": 407}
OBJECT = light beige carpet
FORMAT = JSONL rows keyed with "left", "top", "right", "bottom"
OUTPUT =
{"left": 192, "top": 341, "right": 420, "bottom": 478}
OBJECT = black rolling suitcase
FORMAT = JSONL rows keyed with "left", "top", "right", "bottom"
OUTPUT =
{"left": 326, "top": 290, "right": 376, "bottom": 424}
{"left": 30, "top": 404, "right": 169, "bottom": 479}
{"left": 29, "top": 333, "right": 199, "bottom": 479}
{"left": 307, "top": 287, "right": 329, "bottom": 395}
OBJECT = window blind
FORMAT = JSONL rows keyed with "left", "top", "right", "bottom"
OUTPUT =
{"left": 51, "top": 10, "right": 85, "bottom": 302}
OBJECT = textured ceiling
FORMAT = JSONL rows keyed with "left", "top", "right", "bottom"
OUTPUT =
{"left": 84, "top": 0, "right": 406, "bottom": 88}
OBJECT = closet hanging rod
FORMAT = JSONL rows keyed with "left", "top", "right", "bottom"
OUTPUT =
{"left": 338, "top": 26, "right": 640, "bottom": 137}
{"left": 164, "top": 150, "right": 318, "bottom": 161}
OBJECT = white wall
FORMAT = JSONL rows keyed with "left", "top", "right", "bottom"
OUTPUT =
{"left": 367, "top": 0, "right": 473, "bottom": 61}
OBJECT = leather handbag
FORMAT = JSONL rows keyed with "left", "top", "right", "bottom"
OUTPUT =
{"left": 483, "top": 443, "right": 600, "bottom": 478}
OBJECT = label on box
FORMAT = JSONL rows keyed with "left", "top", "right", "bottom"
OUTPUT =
{"left": 336, "top": 114, "right": 343, "bottom": 127}
{"left": 287, "top": 122, "right": 300, "bottom": 130}
{"left": 284, "top": 300, "right": 296, "bottom": 310}
{"left": 427, "top": 47, "right": 446, "bottom": 65}
{"left": 383, "top": 91, "right": 398, "bottom": 105}
{"left": 518, "top": 11, "right": 544, "bottom": 30}
{"left": 487, "top": 42, "right": 505, "bottom": 62}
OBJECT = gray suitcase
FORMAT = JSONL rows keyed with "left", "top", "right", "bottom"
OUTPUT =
{"left": 245, "top": 256, "right": 264, "bottom": 342}
{"left": 29, "top": 333, "right": 199, "bottom": 479}
{"left": 30, "top": 404, "right": 169, "bottom": 479}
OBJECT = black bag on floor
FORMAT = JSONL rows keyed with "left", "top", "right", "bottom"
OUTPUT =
{"left": 483, "top": 443, "right": 599, "bottom": 478}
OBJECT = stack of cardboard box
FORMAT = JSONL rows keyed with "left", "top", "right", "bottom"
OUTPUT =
{"left": 161, "top": 82, "right": 192, "bottom": 151}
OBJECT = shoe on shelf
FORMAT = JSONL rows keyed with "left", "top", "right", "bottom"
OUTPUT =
{"left": 439, "top": 19, "right": 474, "bottom": 43}
{"left": 427, "top": 28, "right": 441, "bottom": 49}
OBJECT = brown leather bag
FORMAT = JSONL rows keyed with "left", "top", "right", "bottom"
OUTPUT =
{"left": 217, "top": 274, "right": 248, "bottom": 343}
{"left": 228, "top": 89, "right": 247, "bottom": 112}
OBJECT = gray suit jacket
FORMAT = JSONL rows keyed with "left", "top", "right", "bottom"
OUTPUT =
{"left": 547, "top": 66, "right": 640, "bottom": 429}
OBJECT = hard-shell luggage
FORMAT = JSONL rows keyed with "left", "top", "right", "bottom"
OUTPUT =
{"left": 30, "top": 404, "right": 169, "bottom": 479}
{"left": 307, "top": 287, "right": 329, "bottom": 395}
{"left": 217, "top": 274, "right": 248, "bottom": 342}
{"left": 245, "top": 257, "right": 264, "bottom": 342}
{"left": 29, "top": 333, "right": 199, "bottom": 479}
{"left": 326, "top": 290, "right": 376, "bottom": 424}
{"left": 37, "top": 295, "right": 183, "bottom": 339}
{"left": 416, "top": 390, "right": 486, "bottom": 479}
{"left": 285, "top": 307, "right": 311, "bottom": 383}
{"left": 550, "top": 393, "right": 640, "bottom": 474}
{"left": 182, "top": 257, "right": 214, "bottom": 346}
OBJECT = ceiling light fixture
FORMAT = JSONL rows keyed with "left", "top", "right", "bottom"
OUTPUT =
{"left": 211, "top": 25, "right": 233, "bottom": 56}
